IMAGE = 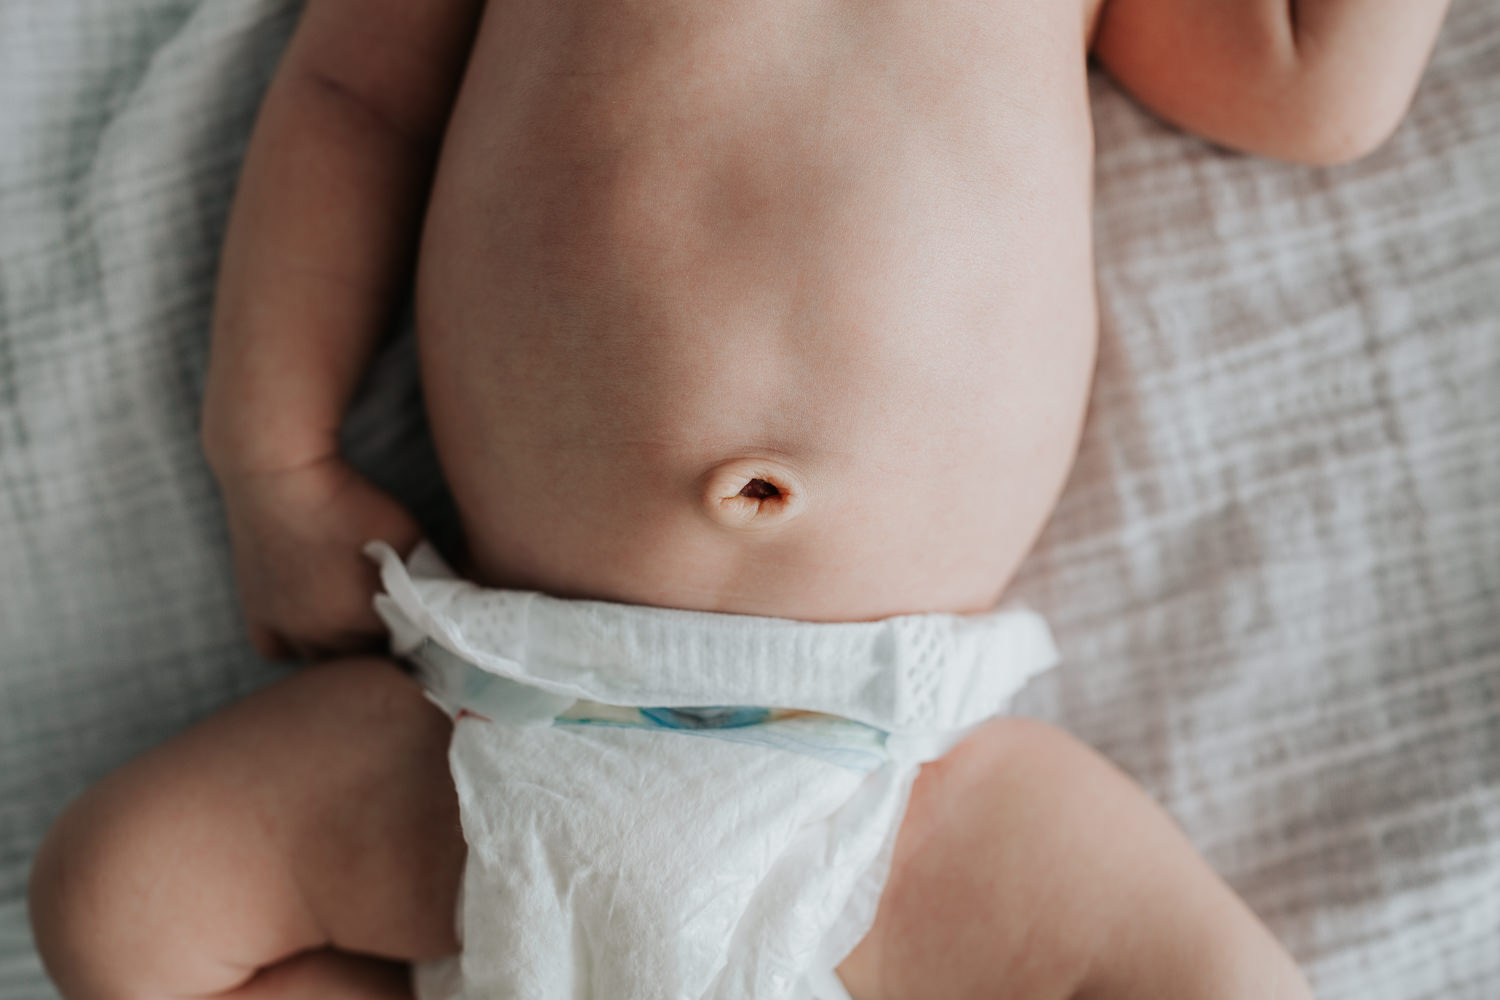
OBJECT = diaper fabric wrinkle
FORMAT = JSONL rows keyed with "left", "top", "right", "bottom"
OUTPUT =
{"left": 367, "top": 542, "right": 1058, "bottom": 1000}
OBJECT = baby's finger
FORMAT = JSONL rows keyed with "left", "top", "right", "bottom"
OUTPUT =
{"left": 363, "top": 513, "right": 423, "bottom": 564}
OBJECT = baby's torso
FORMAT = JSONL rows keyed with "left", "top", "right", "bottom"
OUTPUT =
{"left": 415, "top": 0, "right": 1101, "bottom": 621}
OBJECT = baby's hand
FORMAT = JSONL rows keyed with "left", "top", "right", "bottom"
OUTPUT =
{"left": 214, "top": 457, "right": 420, "bottom": 660}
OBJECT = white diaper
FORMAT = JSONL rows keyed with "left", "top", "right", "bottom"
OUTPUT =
{"left": 368, "top": 542, "right": 1058, "bottom": 1000}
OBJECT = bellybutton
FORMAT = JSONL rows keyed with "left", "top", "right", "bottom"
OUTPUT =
{"left": 699, "top": 457, "right": 806, "bottom": 530}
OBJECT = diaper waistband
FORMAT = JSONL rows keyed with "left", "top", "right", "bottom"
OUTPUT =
{"left": 368, "top": 541, "right": 1058, "bottom": 738}
{"left": 406, "top": 636, "right": 894, "bottom": 772}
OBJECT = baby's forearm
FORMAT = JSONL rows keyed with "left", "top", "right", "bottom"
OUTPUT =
{"left": 1094, "top": 0, "right": 1451, "bottom": 163}
{"left": 1289, "top": 0, "right": 1450, "bottom": 60}
{"left": 202, "top": 0, "right": 480, "bottom": 476}
{"left": 1282, "top": 0, "right": 1450, "bottom": 121}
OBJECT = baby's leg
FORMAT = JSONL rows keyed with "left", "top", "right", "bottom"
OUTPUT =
{"left": 28, "top": 659, "right": 463, "bottom": 1000}
{"left": 837, "top": 719, "right": 1314, "bottom": 1000}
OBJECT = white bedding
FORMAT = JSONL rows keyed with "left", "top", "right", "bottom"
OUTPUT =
{"left": 1, "top": 2, "right": 1496, "bottom": 997}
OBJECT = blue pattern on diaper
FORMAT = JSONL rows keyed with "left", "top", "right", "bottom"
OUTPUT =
{"left": 408, "top": 639, "right": 889, "bottom": 772}
{"left": 638, "top": 706, "right": 771, "bottom": 729}
{"left": 555, "top": 707, "right": 889, "bottom": 772}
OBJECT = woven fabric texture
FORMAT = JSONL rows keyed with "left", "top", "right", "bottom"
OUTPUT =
{"left": 1, "top": 2, "right": 1496, "bottom": 997}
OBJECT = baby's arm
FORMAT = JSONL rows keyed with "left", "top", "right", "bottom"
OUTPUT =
{"left": 202, "top": 0, "right": 480, "bottom": 656}
{"left": 1091, "top": 0, "right": 1451, "bottom": 164}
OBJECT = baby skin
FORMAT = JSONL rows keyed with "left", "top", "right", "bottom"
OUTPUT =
{"left": 31, "top": 0, "right": 1447, "bottom": 997}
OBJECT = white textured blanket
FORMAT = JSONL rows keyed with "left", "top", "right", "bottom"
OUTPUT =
{"left": 1, "top": 2, "right": 1496, "bottom": 997}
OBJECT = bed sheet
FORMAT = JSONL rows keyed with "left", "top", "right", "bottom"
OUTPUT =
{"left": 1, "top": 1, "right": 1497, "bottom": 997}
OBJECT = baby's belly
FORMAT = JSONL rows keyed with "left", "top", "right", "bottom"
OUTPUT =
{"left": 414, "top": 0, "right": 1099, "bottom": 620}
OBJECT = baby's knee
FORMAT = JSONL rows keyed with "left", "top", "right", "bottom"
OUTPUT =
{"left": 29, "top": 783, "right": 180, "bottom": 1000}
{"left": 30, "top": 757, "right": 321, "bottom": 1000}
{"left": 28, "top": 815, "right": 75, "bottom": 994}
{"left": 29, "top": 660, "right": 447, "bottom": 1000}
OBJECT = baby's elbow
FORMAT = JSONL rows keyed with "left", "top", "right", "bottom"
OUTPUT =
{"left": 1276, "top": 105, "right": 1404, "bottom": 166}
{"left": 1272, "top": 125, "right": 1394, "bottom": 168}
{"left": 1262, "top": 77, "right": 1415, "bottom": 166}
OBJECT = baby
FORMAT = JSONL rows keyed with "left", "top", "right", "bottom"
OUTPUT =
{"left": 29, "top": 0, "right": 1449, "bottom": 997}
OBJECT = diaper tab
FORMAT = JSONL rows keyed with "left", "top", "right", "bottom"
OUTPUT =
{"left": 403, "top": 636, "right": 574, "bottom": 725}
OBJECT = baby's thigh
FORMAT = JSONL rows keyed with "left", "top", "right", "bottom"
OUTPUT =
{"left": 836, "top": 719, "right": 1104, "bottom": 1000}
{"left": 29, "top": 658, "right": 463, "bottom": 1000}
{"left": 836, "top": 719, "right": 1310, "bottom": 1000}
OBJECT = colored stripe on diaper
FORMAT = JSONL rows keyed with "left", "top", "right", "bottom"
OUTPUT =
{"left": 407, "top": 639, "right": 889, "bottom": 771}
{"left": 555, "top": 704, "right": 890, "bottom": 772}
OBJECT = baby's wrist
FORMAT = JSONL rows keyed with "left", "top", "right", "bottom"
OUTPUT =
{"left": 199, "top": 408, "right": 338, "bottom": 483}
